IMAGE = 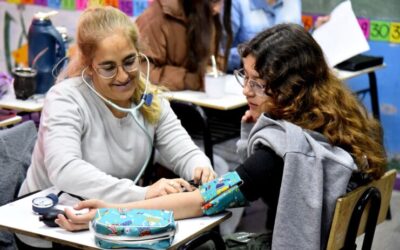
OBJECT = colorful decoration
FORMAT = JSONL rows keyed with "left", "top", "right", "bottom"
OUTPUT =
{"left": 389, "top": 22, "right": 400, "bottom": 43}
{"left": 301, "top": 15, "right": 314, "bottom": 31}
{"left": 119, "top": 0, "right": 133, "bottom": 16}
{"left": 12, "top": 43, "right": 28, "bottom": 67}
{"left": 76, "top": 0, "right": 88, "bottom": 10}
{"left": 48, "top": 0, "right": 61, "bottom": 9}
{"left": 133, "top": 0, "right": 147, "bottom": 17}
{"left": 34, "top": 0, "right": 47, "bottom": 6}
{"left": 61, "top": 0, "right": 75, "bottom": 10}
{"left": 3, "top": 0, "right": 399, "bottom": 44}
{"left": 104, "top": 0, "right": 119, "bottom": 8}
{"left": 302, "top": 14, "right": 400, "bottom": 44}
{"left": 358, "top": 18, "right": 370, "bottom": 39}
{"left": 370, "top": 20, "right": 391, "bottom": 41}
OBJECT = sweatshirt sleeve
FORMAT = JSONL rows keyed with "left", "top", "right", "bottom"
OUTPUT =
{"left": 136, "top": 14, "right": 202, "bottom": 91}
{"left": 235, "top": 145, "right": 283, "bottom": 201}
{"left": 39, "top": 85, "right": 148, "bottom": 203}
{"left": 153, "top": 98, "right": 213, "bottom": 179}
{"left": 236, "top": 121, "right": 254, "bottom": 163}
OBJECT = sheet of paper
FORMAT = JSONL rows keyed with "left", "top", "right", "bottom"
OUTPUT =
{"left": 312, "top": 0, "right": 369, "bottom": 67}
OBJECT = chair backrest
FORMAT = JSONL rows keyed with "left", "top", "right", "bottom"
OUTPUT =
{"left": 0, "top": 120, "right": 37, "bottom": 205}
{"left": 326, "top": 169, "right": 397, "bottom": 250}
{"left": 0, "top": 120, "right": 37, "bottom": 249}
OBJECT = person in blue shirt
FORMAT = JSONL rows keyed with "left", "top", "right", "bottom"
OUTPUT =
{"left": 228, "top": 0, "right": 302, "bottom": 72}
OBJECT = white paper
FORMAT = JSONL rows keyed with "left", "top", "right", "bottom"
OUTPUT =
{"left": 312, "top": 0, "right": 370, "bottom": 67}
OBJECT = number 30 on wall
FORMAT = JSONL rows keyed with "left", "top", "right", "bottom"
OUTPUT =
{"left": 359, "top": 20, "right": 400, "bottom": 43}
{"left": 302, "top": 15, "right": 400, "bottom": 44}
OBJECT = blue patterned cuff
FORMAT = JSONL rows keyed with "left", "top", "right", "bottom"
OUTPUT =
{"left": 199, "top": 171, "right": 248, "bottom": 215}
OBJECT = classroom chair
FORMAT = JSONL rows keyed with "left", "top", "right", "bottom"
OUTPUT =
{"left": 0, "top": 120, "right": 37, "bottom": 250}
{"left": 326, "top": 169, "right": 396, "bottom": 250}
{"left": 177, "top": 170, "right": 397, "bottom": 250}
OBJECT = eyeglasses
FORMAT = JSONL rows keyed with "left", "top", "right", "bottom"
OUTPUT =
{"left": 234, "top": 68, "right": 267, "bottom": 97}
{"left": 93, "top": 54, "right": 140, "bottom": 79}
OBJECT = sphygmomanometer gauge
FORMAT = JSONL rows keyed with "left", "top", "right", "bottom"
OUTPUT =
{"left": 32, "top": 193, "right": 59, "bottom": 214}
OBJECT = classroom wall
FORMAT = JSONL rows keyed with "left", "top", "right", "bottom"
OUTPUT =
{"left": 345, "top": 41, "right": 400, "bottom": 158}
{"left": 303, "top": 0, "right": 400, "bottom": 21}
{"left": 303, "top": 0, "right": 400, "bottom": 161}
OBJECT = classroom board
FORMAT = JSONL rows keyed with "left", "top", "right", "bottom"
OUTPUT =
{"left": 303, "top": 0, "right": 400, "bottom": 22}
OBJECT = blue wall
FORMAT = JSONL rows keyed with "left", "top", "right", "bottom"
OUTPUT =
{"left": 346, "top": 41, "right": 400, "bottom": 158}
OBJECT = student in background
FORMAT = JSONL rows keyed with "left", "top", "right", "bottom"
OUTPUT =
{"left": 56, "top": 24, "right": 386, "bottom": 249}
{"left": 135, "top": 0, "right": 233, "bottom": 208}
{"left": 17, "top": 6, "right": 217, "bottom": 249}
{"left": 135, "top": 0, "right": 232, "bottom": 91}
{"left": 228, "top": 0, "right": 301, "bottom": 72}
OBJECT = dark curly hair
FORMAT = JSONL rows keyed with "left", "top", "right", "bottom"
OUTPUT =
{"left": 239, "top": 23, "right": 386, "bottom": 179}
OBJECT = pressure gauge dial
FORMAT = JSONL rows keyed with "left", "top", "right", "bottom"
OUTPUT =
{"left": 32, "top": 193, "right": 59, "bottom": 214}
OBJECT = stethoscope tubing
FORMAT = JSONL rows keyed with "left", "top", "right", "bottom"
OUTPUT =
{"left": 81, "top": 53, "right": 153, "bottom": 184}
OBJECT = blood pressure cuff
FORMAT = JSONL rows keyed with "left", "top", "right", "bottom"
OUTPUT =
{"left": 200, "top": 171, "right": 248, "bottom": 215}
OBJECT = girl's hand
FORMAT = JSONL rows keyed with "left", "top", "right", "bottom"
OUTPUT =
{"left": 241, "top": 110, "right": 260, "bottom": 123}
{"left": 193, "top": 166, "right": 217, "bottom": 185}
{"left": 55, "top": 199, "right": 106, "bottom": 231}
{"left": 145, "top": 178, "right": 193, "bottom": 199}
{"left": 315, "top": 15, "right": 330, "bottom": 28}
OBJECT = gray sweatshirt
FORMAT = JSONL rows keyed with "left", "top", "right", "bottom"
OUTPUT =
{"left": 19, "top": 77, "right": 212, "bottom": 203}
{"left": 237, "top": 115, "right": 357, "bottom": 250}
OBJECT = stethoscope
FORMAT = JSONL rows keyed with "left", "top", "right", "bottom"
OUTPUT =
{"left": 81, "top": 53, "right": 153, "bottom": 184}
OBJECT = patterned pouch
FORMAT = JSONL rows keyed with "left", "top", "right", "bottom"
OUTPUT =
{"left": 200, "top": 171, "right": 248, "bottom": 215}
{"left": 90, "top": 208, "right": 176, "bottom": 249}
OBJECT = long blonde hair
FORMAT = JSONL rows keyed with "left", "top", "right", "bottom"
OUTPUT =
{"left": 240, "top": 24, "right": 387, "bottom": 179}
{"left": 58, "top": 6, "right": 161, "bottom": 123}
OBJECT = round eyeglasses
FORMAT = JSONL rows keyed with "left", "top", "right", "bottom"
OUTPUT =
{"left": 93, "top": 54, "right": 140, "bottom": 79}
{"left": 234, "top": 68, "right": 267, "bottom": 97}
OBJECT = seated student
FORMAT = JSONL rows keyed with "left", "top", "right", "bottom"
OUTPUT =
{"left": 16, "top": 6, "right": 216, "bottom": 249}
{"left": 135, "top": 0, "right": 233, "bottom": 91}
{"left": 228, "top": 0, "right": 330, "bottom": 72}
{"left": 56, "top": 24, "right": 386, "bottom": 249}
{"left": 135, "top": 0, "right": 233, "bottom": 210}
{"left": 227, "top": 0, "right": 302, "bottom": 72}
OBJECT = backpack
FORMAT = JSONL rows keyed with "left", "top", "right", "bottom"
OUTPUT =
{"left": 223, "top": 231, "right": 272, "bottom": 250}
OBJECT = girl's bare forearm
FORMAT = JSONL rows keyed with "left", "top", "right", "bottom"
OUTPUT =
{"left": 108, "top": 189, "right": 204, "bottom": 220}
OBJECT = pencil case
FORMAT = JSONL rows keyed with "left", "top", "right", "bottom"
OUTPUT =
{"left": 90, "top": 208, "right": 176, "bottom": 249}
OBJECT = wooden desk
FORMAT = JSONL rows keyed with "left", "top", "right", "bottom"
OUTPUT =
{"left": 0, "top": 187, "right": 231, "bottom": 250}
{"left": 335, "top": 64, "right": 385, "bottom": 120}
{"left": 166, "top": 90, "right": 246, "bottom": 111}
{"left": 165, "top": 74, "right": 246, "bottom": 111}
{"left": 0, "top": 115, "right": 22, "bottom": 128}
